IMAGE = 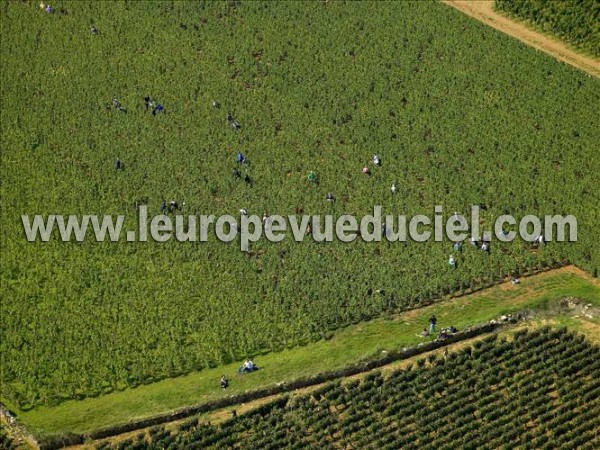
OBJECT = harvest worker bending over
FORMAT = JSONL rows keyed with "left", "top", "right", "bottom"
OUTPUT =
{"left": 448, "top": 255, "right": 456, "bottom": 268}
{"left": 143, "top": 96, "right": 154, "bottom": 111}
{"left": 152, "top": 103, "right": 164, "bottom": 116}
{"left": 237, "top": 152, "right": 245, "bottom": 164}
{"left": 307, "top": 171, "right": 318, "bottom": 183}
{"left": 112, "top": 97, "right": 126, "bottom": 112}
{"left": 533, "top": 234, "right": 544, "bottom": 245}
{"left": 220, "top": 375, "right": 229, "bottom": 389}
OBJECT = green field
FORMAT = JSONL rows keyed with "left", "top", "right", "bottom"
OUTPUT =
{"left": 12, "top": 268, "right": 600, "bottom": 437}
{"left": 1, "top": 0, "right": 599, "bottom": 438}
{"left": 495, "top": 0, "right": 600, "bottom": 57}
{"left": 97, "top": 327, "right": 600, "bottom": 449}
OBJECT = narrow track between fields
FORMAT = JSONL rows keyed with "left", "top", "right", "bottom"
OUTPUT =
{"left": 441, "top": 1, "right": 600, "bottom": 78}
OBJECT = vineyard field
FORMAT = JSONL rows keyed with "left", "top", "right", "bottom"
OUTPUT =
{"left": 16, "top": 267, "right": 599, "bottom": 437}
{"left": 495, "top": 0, "right": 600, "bottom": 57}
{"left": 95, "top": 327, "right": 600, "bottom": 450}
{"left": 1, "top": 0, "right": 599, "bottom": 418}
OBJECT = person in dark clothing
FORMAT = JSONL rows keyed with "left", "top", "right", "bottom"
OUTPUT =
{"left": 160, "top": 201, "right": 167, "bottom": 213}
{"left": 152, "top": 104, "right": 164, "bottom": 116}
{"left": 232, "top": 168, "right": 241, "bottom": 180}
{"left": 236, "top": 152, "right": 245, "bottom": 164}
{"left": 220, "top": 375, "right": 229, "bottom": 389}
{"left": 429, "top": 315, "right": 437, "bottom": 334}
{"left": 144, "top": 96, "right": 154, "bottom": 111}
{"left": 326, "top": 192, "right": 335, "bottom": 202}
{"left": 244, "top": 174, "right": 252, "bottom": 186}
{"left": 115, "top": 159, "right": 122, "bottom": 170}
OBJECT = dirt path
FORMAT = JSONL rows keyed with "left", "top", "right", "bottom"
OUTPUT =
{"left": 561, "top": 265, "right": 600, "bottom": 287}
{"left": 441, "top": 1, "right": 600, "bottom": 78}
